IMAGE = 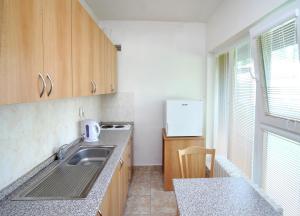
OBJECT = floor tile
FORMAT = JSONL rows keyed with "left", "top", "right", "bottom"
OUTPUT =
{"left": 124, "top": 214, "right": 150, "bottom": 216}
{"left": 125, "top": 195, "right": 151, "bottom": 215}
{"left": 134, "top": 166, "right": 152, "bottom": 172}
{"left": 150, "top": 191, "right": 177, "bottom": 215}
{"left": 150, "top": 165, "right": 163, "bottom": 172}
{"left": 150, "top": 178, "right": 164, "bottom": 194}
{"left": 132, "top": 172, "right": 151, "bottom": 183}
{"left": 129, "top": 180, "right": 151, "bottom": 196}
{"left": 124, "top": 166, "right": 177, "bottom": 216}
{"left": 151, "top": 170, "right": 163, "bottom": 182}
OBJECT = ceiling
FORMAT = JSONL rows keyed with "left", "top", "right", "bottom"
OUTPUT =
{"left": 85, "top": 0, "right": 223, "bottom": 22}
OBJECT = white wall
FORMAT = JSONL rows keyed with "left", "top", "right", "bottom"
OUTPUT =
{"left": 99, "top": 21, "right": 206, "bottom": 165}
{"left": 207, "top": 0, "right": 289, "bottom": 51}
{"left": 0, "top": 96, "right": 101, "bottom": 190}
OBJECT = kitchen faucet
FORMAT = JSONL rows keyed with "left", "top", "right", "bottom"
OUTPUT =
{"left": 57, "top": 136, "right": 84, "bottom": 160}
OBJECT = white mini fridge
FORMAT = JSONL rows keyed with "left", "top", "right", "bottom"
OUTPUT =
{"left": 164, "top": 100, "right": 203, "bottom": 137}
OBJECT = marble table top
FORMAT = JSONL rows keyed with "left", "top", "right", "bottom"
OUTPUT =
{"left": 173, "top": 177, "right": 282, "bottom": 216}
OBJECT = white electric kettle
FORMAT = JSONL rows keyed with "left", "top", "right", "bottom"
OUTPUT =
{"left": 81, "top": 119, "right": 101, "bottom": 142}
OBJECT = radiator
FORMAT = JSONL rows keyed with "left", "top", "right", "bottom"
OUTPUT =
{"left": 214, "top": 156, "right": 245, "bottom": 178}
{"left": 213, "top": 156, "right": 283, "bottom": 215}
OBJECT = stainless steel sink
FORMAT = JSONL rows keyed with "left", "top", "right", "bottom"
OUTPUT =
{"left": 14, "top": 145, "right": 115, "bottom": 200}
{"left": 67, "top": 147, "right": 111, "bottom": 166}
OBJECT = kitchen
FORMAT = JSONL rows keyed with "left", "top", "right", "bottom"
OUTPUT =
{"left": 0, "top": 0, "right": 300, "bottom": 216}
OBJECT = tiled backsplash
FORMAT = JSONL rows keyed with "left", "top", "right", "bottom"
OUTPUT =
{"left": 0, "top": 96, "right": 101, "bottom": 190}
{"left": 101, "top": 92, "right": 134, "bottom": 122}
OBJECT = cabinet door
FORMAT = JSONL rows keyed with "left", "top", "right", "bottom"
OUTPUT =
{"left": 119, "top": 147, "right": 129, "bottom": 214}
{"left": 128, "top": 138, "right": 133, "bottom": 182}
{"left": 119, "top": 160, "right": 126, "bottom": 214}
{"left": 111, "top": 165, "right": 121, "bottom": 216}
{"left": 43, "top": 0, "right": 72, "bottom": 99}
{"left": 163, "top": 134, "right": 205, "bottom": 191}
{"left": 103, "top": 34, "right": 111, "bottom": 94}
{"left": 105, "top": 38, "right": 117, "bottom": 94}
{"left": 98, "top": 29, "right": 107, "bottom": 94}
{"left": 99, "top": 186, "right": 111, "bottom": 216}
{"left": 111, "top": 43, "right": 117, "bottom": 93}
{"left": 0, "top": 0, "right": 44, "bottom": 105}
{"left": 92, "top": 21, "right": 103, "bottom": 95}
{"left": 99, "top": 166, "right": 120, "bottom": 216}
{"left": 72, "top": 0, "right": 93, "bottom": 97}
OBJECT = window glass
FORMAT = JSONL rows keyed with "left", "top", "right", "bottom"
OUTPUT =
{"left": 263, "top": 132, "right": 300, "bottom": 216}
{"left": 260, "top": 18, "right": 300, "bottom": 120}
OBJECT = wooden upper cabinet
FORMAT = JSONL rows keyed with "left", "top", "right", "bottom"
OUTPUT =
{"left": 111, "top": 43, "right": 117, "bottom": 93}
{"left": 0, "top": 0, "right": 44, "bottom": 105}
{"left": 0, "top": 0, "right": 72, "bottom": 105}
{"left": 97, "top": 29, "right": 107, "bottom": 94}
{"left": 102, "top": 34, "right": 110, "bottom": 94}
{"left": 72, "top": 0, "right": 117, "bottom": 97}
{"left": 72, "top": 0, "right": 94, "bottom": 97}
{"left": 0, "top": 0, "right": 117, "bottom": 105}
{"left": 102, "top": 34, "right": 117, "bottom": 94}
{"left": 43, "top": 0, "right": 72, "bottom": 99}
{"left": 92, "top": 21, "right": 103, "bottom": 95}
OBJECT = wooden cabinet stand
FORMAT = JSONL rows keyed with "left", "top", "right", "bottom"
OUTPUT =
{"left": 162, "top": 129, "right": 205, "bottom": 191}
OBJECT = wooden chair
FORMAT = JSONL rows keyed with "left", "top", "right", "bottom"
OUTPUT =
{"left": 178, "top": 146, "right": 216, "bottom": 178}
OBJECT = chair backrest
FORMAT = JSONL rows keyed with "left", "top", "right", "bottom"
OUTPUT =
{"left": 178, "top": 146, "right": 215, "bottom": 178}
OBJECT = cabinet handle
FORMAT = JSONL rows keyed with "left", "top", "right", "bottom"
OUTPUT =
{"left": 97, "top": 210, "right": 102, "bottom": 216}
{"left": 110, "top": 84, "right": 114, "bottom": 92}
{"left": 119, "top": 159, "right": 124, "bottom": 168}
{"left": 38, "top": 73, "right": 46, "bottom": 98}
{"left": 91, "top": 80, "right": 95, "bottom": 94}
{"left": 92, "top": 80, "right": 97, "bottom": 93}
{"left": 46, "top": 73, "right": 53, "bottom": 97}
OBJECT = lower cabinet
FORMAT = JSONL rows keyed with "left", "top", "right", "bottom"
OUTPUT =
{"left": 98, "top": 138, "right": 133, "bottom": 216}
{"left": 98, "top": 165, "right": 119, "bottom": 216}
{"left": 163, "top": 129, "right": 205, "bottom": 191}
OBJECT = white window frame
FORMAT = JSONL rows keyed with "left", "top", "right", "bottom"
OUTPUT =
{"left": 250, "top": 3, "right": 300, "bottom": 185}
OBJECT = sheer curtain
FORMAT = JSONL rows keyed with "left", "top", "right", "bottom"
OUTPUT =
{"left": 215, "top": 43, "right": 256, "bottom": 178}
{"left": 214, "top": 53, "right": 230, "bottom": 157}
{"left": 228, "top": 42, "right": 256, "bottom": 177}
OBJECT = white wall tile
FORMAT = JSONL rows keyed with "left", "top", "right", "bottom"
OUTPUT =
{"left": 0, "top": 96, "right": 101, "bottom": 190}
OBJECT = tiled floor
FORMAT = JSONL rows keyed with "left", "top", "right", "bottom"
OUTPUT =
{"left": 124, "top": 166, "right": 177, "bottom": 216}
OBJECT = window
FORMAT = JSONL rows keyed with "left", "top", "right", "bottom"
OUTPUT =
{"left": 262, "top": 132, "right": 300, "bottom": 216}
{"left": 228, "top": 42, "right": 256, "bottom": 177}
{"left": 251, "top": 7, "right": 300, "bottom": 216}
{"left": 259, "top": 18, "right": 300, "bottom": 120}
